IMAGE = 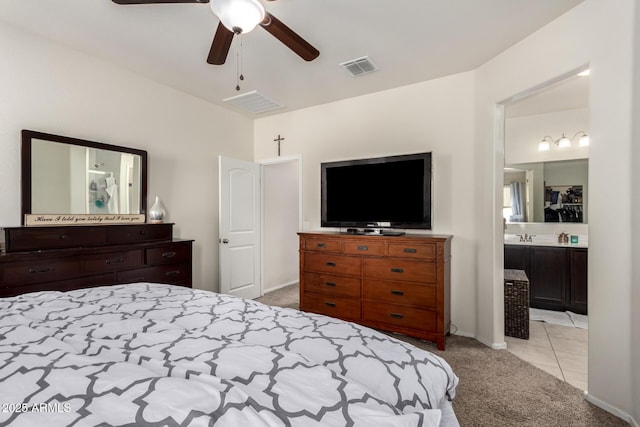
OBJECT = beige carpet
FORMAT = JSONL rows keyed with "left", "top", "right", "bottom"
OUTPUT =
{"left": 256, "top": 284, "right": 627, "bottom": 427}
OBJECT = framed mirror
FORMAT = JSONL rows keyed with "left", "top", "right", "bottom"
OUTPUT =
{"left": 21, "top": 130, "right": 147, "bottom": 224}
{"left": 504, "top": 159, "right": 588, "bottom": 223}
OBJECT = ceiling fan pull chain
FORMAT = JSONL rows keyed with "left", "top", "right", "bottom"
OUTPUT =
{"left": 235, "top": 34, "right": 245, "bottom": 91}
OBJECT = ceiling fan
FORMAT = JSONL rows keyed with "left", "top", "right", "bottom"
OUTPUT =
{"left": 112, "top": 0, "right": 320, "bottom": 66}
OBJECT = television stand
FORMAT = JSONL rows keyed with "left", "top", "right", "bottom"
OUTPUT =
{"left": 298, "top": 231, "right": 453, "bottom": 350}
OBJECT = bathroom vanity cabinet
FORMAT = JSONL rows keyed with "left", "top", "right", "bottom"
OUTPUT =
{"left": 504, "top": 245, "right": 587, "bottom": 314}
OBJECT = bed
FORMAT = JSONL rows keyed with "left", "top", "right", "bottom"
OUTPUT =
{"left": 0, "top": 283, "right": 459, "bottom": 426}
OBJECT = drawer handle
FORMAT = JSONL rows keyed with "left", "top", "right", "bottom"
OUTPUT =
{"left": 28, "top": 266, "right": 55, "bottom": 274}
{"left": 391, "top": 268, "right": 404, "bottom": 273}
{"left": 326, "top": 262, "right": 336, "bottom": 267}
{"left": 390, "top": 313, "right": 404, "bottom": 319}
{"left": 391, "top": 290, "right": 404, "bottom": 296}
{"left": 139, "top": 230, "right": 146, "bottom": 235}
{"left": 325, "top": 282, "right": 337, "bottom": 287}
{"left": 317, "top": 243, "right": 327, "bottom": 248}
{"left": 404, "top": 248, "right": 417, "bottom": 253}
{"left": 162, "top": 251, "right": 177, "bottom": 258}
{"left": 106, "top": 258, "right": 125, "bottom": 264}
{"left": 59, "top": 234, "right": 68, "bottom": 240}
{"left": 166, "top": 270, "right": 181, "bottom": 277}
{"left": 357, "top": 245, "right": 369, "bottom": 251}
{"left": 505, "top": 281, "right": 514, "bottom": 286}
{"left": 325, "top": 301, "right": 336, "bottom": 307}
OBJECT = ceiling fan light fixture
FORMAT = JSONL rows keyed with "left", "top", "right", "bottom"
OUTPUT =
{"left": 210, "top": 0, "right": 265, "bottom": 34}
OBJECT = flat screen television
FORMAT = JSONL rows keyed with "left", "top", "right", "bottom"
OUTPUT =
{"left": 321, "top": 152, "right": 432, "bottom": 230}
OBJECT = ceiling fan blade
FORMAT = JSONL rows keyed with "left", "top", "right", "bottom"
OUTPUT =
{"left": 260, "top": 13, "right": 319, "bottom": 62}
{"left": 112, "top": 0, "right": 209, "bottom": 4}
{"left": 207, "top": 22, "right": 235, "bottom": 65}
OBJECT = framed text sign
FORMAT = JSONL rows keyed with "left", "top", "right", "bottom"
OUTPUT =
{"left": 25, "top": 214, "right": 146, "bottom": 227}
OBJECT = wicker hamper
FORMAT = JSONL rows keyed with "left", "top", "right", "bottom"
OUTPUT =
{"left": 504, "top": 269, "right": 530, "bottom": 339}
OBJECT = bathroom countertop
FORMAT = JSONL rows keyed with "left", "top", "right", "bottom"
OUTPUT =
{"left": 504, "top": 234, "right": 588, "bottom": 248}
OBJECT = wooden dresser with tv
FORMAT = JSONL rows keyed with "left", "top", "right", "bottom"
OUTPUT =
{"left": 0, "top": 223, "right": 193, "bottom": 298}
{"left": 299, "top": 231, "right": 452, "bottom": 350}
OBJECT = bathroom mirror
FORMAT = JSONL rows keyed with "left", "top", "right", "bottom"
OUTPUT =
{"left": 21, "top": 130, "right": 147, "bottom": 223}
{"left": 504, "top": 159, "right": 588, "bottom": 223}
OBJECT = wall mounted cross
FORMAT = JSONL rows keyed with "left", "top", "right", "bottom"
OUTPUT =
{"left": 273, "top": 134, "right": 285, "bottom": 156}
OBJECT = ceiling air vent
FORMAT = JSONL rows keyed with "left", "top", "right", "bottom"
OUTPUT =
{"left": 223, "top": 90, "right": 283, "bottom": 114}
{"left": 339, "top": 56, "right": 378, "bottom": 77}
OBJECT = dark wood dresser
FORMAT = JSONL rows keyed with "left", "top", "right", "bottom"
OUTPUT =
{"left": 299, "top": 232, "right": 452, "bottom": 350}
{"left": 0, "top": 224, "right": 193, "bottom": 298}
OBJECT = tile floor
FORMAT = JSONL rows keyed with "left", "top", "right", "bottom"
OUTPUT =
{"left": 505, "top": 320, "right": 588, "bottom": 391}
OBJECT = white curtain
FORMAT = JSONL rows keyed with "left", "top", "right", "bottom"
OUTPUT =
{"left": 510, "top": 182, "right": 524, "bottom": 222}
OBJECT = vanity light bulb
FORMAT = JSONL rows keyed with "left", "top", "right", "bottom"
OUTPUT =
{"left": 579, "top": 135, "right": 590, "bottom": 147}
{"left": 558, "top": 135, "right": 571, "bottom": 148}
{"left": 538, "top": 140, "right": 550, "bottom": 151}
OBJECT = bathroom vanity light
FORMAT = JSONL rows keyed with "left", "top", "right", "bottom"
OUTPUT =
{"left": 538, "top": 131, "right": 589, "bottom": 151}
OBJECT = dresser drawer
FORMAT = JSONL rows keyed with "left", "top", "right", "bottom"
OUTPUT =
{"left": 363, "top": 258, "right": 436, "bottom": 283}
{"left": 5, "top": 227, "right": 107, "bottom": 252}
{"left": 363, "top": 279, "right": 436, "bottom": 309}
{"left": 117, "top": 263, "right": 190, "bottom": 285}
{"left": 343, "top": 241, "right": 385, "bottom": 256}
{"left": 0, "top": 273, "right": 114, "bottom": 298}
{"left": 302, "top": 292, "right": 361, "bottom": 321}
{"left": 84, "top": 250, "right": 144, "bottom": 273}
{"left": 303, "top": 238, "right": 341, "bottom": 252}
{"left": 146, "top": 243, "right": 192, "bottom": 265}
{"left": 387, "top": 243, "right": 436, "bottom": 260}
{"left": 363, "top": 301, "right": 436, "bottom": 332}
{"left": 2, "top": 258, "right": 81, "bottom": 285}
{"left": 107, "top": 224, "right": 172, "bottom": 245}
{"left": 304, "top": 253, "right": 361, "bottom": 276}
{"left": 304, "top": 273, "right": 361, "bottom": 298}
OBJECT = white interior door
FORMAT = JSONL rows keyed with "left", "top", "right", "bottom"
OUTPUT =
{"left": 219, "top": 156, "right": 261, "bottom": 299}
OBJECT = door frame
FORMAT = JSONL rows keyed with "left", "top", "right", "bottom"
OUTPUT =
{"left": 258, "top": 155, "right": 303, "bottom": 295}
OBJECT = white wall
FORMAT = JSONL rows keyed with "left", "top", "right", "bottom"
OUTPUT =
{"left": 476, "top": 0, "right": 637, "bottom": 420}
{"left": 254, "top": 71, "right": 478, "bottom": 337}
{"left": 505, "top": 108, "right": 589, "bottom": 165}
{"left": 631, "top": 0, "right": 640, "bottom": 424}
{"left": 262, "top": 160, "right": 300, "bottom": 292}
{"left": 0, "top": 22, "right": 254, "bottom": 291}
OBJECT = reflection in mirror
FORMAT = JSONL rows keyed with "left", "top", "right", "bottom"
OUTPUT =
{"left": 22, "top": 130, "right": 147, "bottom": 223}
{"left": 504, "top": 159, "right": 588, "bottom": 223}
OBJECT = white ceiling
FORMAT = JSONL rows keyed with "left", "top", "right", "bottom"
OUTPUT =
{"left": 0, "top": 0, "right": 583, "bottom": 117}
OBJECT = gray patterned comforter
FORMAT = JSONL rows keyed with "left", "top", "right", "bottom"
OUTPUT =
{"left": 0, "top": 283, "right": 458, "bottom": 426}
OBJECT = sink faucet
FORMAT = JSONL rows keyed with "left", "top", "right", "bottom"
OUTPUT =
{"left": 518, "top": 233, "right": 535, "bottom": 242}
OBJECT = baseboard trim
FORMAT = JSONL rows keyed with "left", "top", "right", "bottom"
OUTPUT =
{"left": 585, "top": 393, "right": 638, "bottom": 426}
{"left": 263, "top": 280, "right": 299, "bottom": 294}
{"left": 451, "top": 330, "right": 475, "bottom": 339}
{"left": 472, "top": 334, "right": 508, "bottom": 350}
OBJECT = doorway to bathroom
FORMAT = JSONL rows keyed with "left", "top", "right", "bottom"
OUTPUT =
{"left": 500, "top": 68, "right": 590, "bottom": 391}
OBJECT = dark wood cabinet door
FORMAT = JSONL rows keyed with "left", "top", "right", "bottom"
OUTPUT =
{"left": 504, "top": 245, "right": 529, "bottom": 273}
{"left": 569, "top": 248, "right": 588, "bottom": 314}
{"left": 529, "top": 247, "right": 568, "bottom": 310}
